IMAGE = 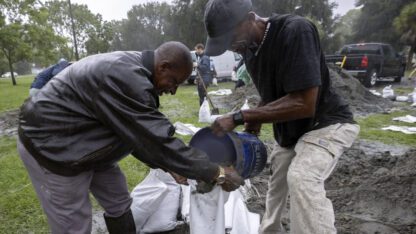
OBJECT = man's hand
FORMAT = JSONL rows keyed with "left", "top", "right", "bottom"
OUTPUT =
{"left": 211, "top": 114, "right": 236, "bottom": 136}
{"left": 168, "top": 171, "right": 188, "bottom": 185}
{"left": 244, "top": 122, "right": 262, "bottom": 136}
{"left": 195, "top": 166, "right": 244, "bottom": 193}
{"left": 218, "top": 166, "right": 244, "bottom": 192}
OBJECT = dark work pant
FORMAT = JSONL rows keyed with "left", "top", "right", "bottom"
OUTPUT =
{"left": 17, "top": 139, "right": 132, "bottom": 234}
{"left": 197, "top": 79, "right": 210, "bottom": 106}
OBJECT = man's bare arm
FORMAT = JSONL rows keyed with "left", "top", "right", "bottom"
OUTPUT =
{"left": 243, "top": 86, "right": 319, "bottom": 124}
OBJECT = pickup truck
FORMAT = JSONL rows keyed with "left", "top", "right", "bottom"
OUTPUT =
{"left": 326, "top": 43, "right": 406, "bottom": 87}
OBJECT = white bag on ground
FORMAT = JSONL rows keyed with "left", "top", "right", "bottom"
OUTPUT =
{"left": 413, "top": 88, "right": 416, "bottom": 104}
{"left": 173, "top": 122, "right": 201, "bottom": 136}
{"left": 224, "top": 189, "right": 260, "bottom": 234}
{"left": 241, "top": 99, "right": 250, "bottom": 110}
{"left": 382, "top": 85, "right": 395, "bottom": 99}
{"left": 130, "top": 169, "right": 181, "bottom": 233}
{"left": 130, "top": 170, "right": 169, "bottom": 232}
{"left": 185, "top": 180, "right": 260, "bottom": 234}
{"left": 212, "top": 77, "right": 218, "bottom": 86}
{"left": 199, "top": 98, "right": 211, "bottom": 123}
{"left": 189, "top": 183, "right": 230, "bottom": 234}
{"left": 141, "top": 170, "right": 181, "bottom": 233}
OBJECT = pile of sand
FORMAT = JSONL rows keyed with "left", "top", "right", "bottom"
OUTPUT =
{"left": 246, "top": 140, "right": 416, "bottom": 233}
{"left": 211, "top": 67, "right": 394, "bottom": 117}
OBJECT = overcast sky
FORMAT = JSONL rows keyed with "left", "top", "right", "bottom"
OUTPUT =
{"left": 70, "top": 0, "right": 358, "bottom": 21}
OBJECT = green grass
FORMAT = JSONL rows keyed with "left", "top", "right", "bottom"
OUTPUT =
{"left": 0, "top": 81, "right": 253, "bottom": 232}
{"left": 0, "top": 136, "right": 49, "bottom": 233}
{"left": 0, "top": 76, "right": 34, "bottom": 112}
{"left": 357, "top": 110, "right": 416, "bottom": 146}
{"left": 394, "top": 86, "right": 415, "bottom": 96}
{"left": 0, "top": 135, "right": 150, "bottom": 233}
{"left": 1, "top": 79, "right": 415, "bottom": 232}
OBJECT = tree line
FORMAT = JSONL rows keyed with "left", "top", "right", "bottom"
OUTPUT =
{"left": 1, "top": 0, "right": 415, "bottom": 85}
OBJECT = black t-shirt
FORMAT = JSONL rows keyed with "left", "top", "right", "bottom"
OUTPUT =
{"left": 245, "top": 14, "right": 355, "bottom": 147}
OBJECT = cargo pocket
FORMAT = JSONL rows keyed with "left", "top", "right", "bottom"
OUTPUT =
{"left": 300, "top": 135, "right": 341, "bottom": 158}
{"left": 292, "top": 135, "right": 341, "bottom": 181}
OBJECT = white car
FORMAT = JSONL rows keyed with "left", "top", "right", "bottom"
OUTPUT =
{"left": 1, "top": 72, "right": 18, "bottom": 78}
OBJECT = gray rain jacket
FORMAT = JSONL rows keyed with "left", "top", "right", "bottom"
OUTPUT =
{"left": 18, "top": 51, "right": 218, "bottom": 182}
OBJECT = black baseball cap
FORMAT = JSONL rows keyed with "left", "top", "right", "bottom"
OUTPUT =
{"left": 204, "top": 0, "right": 252, "bottom": 56}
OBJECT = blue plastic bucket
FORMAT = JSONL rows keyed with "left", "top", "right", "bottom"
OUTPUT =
{"left": 189, "top": 127, "right": 267, "bottom": 179}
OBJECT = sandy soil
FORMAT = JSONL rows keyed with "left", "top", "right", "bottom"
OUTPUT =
{"left": 209, "top": 68, "right": 416, "bottom": 234}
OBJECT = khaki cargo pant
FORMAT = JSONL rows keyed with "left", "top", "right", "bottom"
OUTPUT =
{"left": 259, "top": 123, "right": 360, "bottom": 234}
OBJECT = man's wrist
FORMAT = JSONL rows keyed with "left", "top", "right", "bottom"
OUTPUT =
{"left": 232, "top": 111, "right": 245, "bottom": 125}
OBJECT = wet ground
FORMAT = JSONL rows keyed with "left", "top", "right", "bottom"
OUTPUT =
{"left": 247, "top": 140, "right": 416, "bottom": 234}
{"left": 3, "top": 68, "right": 415, "bottom": 233}
{"left": 209, "top": 68, "right": 416, "bottom": 233}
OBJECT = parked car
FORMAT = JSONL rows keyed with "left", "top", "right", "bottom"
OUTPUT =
{"left": 1, "top": 72, "right": 18, "bottom": 78}
{"left": 326, "top": 43, "right": 406, "bottom": 87}
{"left": 187, "top": 50, "right": 241, "bottom": 84}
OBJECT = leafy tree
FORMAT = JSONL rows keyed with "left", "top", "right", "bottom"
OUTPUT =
{"left": 118, "top": 2, "right": 172, "bottom": 50}
{"left": 330, "top": 9, "right": 361, "bottom": 53}
{"left": 45, "top": 0, "right": 105, "bottom": 59}
{"left": 85, "top": 15, "right": 114, "bottom": 55}
{"left": 0, "top": 0, "right": 65, "bottom": 85}
{"left": 252, "top": 0, "right": 338, "bottom": 53}
{"left": 352, "top": 0, "right": 413, "bottom": 49}
{"left": 393, "top": 2, "right": 416, "bottom": 70}
{"left": 167, "top": 0, "right": 207, "bottom": 49}
{"left": 0, "top": 0, "right": 37, "bottom": 85}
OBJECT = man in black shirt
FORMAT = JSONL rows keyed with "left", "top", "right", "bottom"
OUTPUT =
{"left": 203, "top": 0, "right": 360, "bottom": 233}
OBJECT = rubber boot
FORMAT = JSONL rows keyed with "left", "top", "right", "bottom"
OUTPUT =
{"left": 104, "top": 209, "right": 136, "bottom": 234}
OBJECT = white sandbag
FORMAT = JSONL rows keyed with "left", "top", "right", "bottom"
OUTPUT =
{"left": 393, "top": 115, "right": 416, "bottom": 123}
{"left": 130, "top": 170, "right": 169, "bottom": 232}
{"left": 180, "top": 184, "right": 191, "bottom": 223}
{"left": 186, "top": 180, "right": 260, "bottom": 234}
{"left": 174, "top": 122, "right": 201, "bottom": 136}
{"left": 208, "top": 89, "right": 232, "bottom": 96}
{"left": 369, "top": 89, "right": 381, "bottom": 96}
{"left": 382, "top": 85, "right": 395, "bottom": 99}
{"left": 141, "top": 170, "right": 181, "bottom": 233}
{"left": 189, "top": 183, "right": 230, "bottom": 234}
{"left": 413, "top": 88, "right": 416, "bottom": 104}
{"left": 395, "top": 96, "right": 409, "bottom": 102}
{"left": 241, "top": 99, "right": 250, "bottom": 110}
{"left": 199, "top": 98, "right": 211, "bottom": 123}
{"left": 212, "top": 77, "right": 218, "bottom": 86}
{"left": 381, "top": 125, "right": 416, "bottom": 134}
{"left": 224, "top": 190, "right": 260, "bottom": 234}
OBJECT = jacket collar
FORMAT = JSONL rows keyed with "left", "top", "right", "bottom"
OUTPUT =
{"left": 142, "top": 50, "right": 155, "bottom": 83}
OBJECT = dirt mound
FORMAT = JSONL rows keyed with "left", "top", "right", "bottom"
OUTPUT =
{"left": 210, "top": 83, "right": 261, "bottom": 111}
{"left": 0, "top": 109, "right": 19, "bottom": 137}
{"left": 246, "top": 140, "right": 416, "bottom": 233}
{"left": 327, "top": 142, "right": 416, "bottom": 234}
{"left": 329, "top": 66, "right": 394, "bottom": 117}
{"left": 211, "top": 67, "right": 394, "bottom": 118}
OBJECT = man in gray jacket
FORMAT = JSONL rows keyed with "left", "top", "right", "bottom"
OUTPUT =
{"left": 18, "top": 41, "right": 244, "bottom": 234}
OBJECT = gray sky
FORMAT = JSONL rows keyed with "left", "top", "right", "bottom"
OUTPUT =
{"left": 70, "top": 0, "right": 358, "bottom": 21}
